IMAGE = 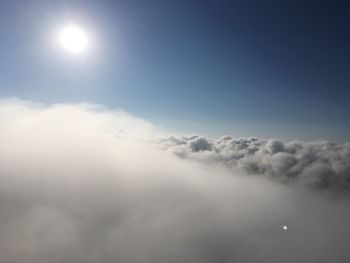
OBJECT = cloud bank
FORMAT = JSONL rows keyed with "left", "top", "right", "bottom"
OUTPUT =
{"left": 160, "top": 136, "right": 350, "bottom": 191}
{"left": 0, "top": 98, "right": 350, "bottom": 263}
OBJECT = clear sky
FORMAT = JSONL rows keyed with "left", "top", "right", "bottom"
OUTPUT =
{"left": 0, "top": 0, "right": 349, "bottom": 141}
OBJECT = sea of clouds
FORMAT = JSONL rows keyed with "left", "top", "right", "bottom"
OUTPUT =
{"left": 160, "top": 135, "right": 350, "bottom": 191}
{"left": 0, "top": 98, "right": 349, "bottom": 263}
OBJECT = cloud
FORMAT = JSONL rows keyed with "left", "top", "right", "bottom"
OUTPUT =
{"left": 161, "top": 136, "right": 350, "bottom": 191}
{"left": 0, "top": 98, "right": 350, "bottom": 263}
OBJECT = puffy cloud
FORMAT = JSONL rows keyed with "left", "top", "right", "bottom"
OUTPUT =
{"left": 188, "top": 136, "right": 212, "bottom": 152}
{"left": 161, "top": 136, "right": 350, "bottom": 190}
{"left": 0, "top": 98, "right": 350, "bottom": 263}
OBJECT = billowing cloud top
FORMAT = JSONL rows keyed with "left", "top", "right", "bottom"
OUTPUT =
{"left": 0, "top": 98, "right": 350, "bottom": 263}
{"left": 160, "top": 135, "right": 350, "bottom": 191}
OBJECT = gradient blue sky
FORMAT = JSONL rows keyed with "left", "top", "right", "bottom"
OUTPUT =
{"left": 0, "top": 0, "right": 349, "bottom": 140}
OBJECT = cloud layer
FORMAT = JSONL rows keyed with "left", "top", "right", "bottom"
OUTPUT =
{"left": 160, "top": 136, "right": 350, "bottom": 191}
{"left": 0, "top": 98, "right": 350, "bottom": 263}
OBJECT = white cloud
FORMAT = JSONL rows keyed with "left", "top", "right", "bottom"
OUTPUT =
{"left": 161, "top": 136, "right": 350, "bottom": 190}
{"left": 0, "top": 98, "right": 349, "bottom": 263}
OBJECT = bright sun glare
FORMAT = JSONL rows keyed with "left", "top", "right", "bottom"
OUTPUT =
{"left": 58, "top": 25, "right": 89, "bottom": 54}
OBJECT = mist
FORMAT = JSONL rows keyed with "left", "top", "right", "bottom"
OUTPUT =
{"left": 0, "top": 98, "right": 349, "bottom": 263}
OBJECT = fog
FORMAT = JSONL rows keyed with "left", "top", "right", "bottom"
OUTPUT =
{"left": 0, "top": 98, "right": 349, "bottom": 263}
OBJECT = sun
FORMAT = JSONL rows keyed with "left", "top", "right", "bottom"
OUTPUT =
{"left": 58, "top": 24, "right": 89, "bottom": 54}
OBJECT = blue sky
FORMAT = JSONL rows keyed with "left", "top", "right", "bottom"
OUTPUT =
{"left": 0, "top": 0, "right": 350, "bottom": 140}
